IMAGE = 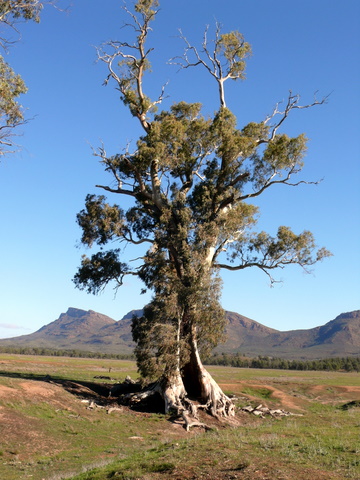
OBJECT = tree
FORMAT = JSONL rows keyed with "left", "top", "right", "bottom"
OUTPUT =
{"left": 0, "top": 1, "right": 56, "bottom": 156}
{"left": 74, "top": 0, "right": 331, "bottom": 419}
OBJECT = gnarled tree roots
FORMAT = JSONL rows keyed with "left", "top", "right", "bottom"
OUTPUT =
{"left": 110, "top": 372, "right": 235, "bottom": 431}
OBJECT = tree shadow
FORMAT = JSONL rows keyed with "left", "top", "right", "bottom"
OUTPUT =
{"left": 1, "top": 370, "right": 113, "bottom": 399}
{"left": 0, "top": 370, "right": 164, "bottom": 411}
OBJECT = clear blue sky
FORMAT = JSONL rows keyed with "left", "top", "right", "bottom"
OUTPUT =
{"left": 0, "top": 0, "right": 359, "bottom": 338}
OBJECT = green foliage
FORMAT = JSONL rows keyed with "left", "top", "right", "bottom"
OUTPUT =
{"left": 0, "top": 55, "right": 27, "bottom": 153}
{"left": 132, "top": 268, "right": 226, "bottom": 380}
{"left": 132, "top": 302, "right": 182, "bottom": 379}
{"left": 263, "top": 133, "right": 307, "bottom": 169}
{"left": 0, "top": 1, "right": 43, "bottom": 23}
{"left": 216, "top": 30, "right": 251, "bottom": 79}
{"left": 77, "top": 194, "right": 125, "bottom": 247}
{"left": 74, "top": 250, "right": 129, "bottom": 295}
{"left": 0, "top": 55, "right": 27, "bottom": 121}
{"left": 134, "top": 0, "right": 159, "bottom": 16}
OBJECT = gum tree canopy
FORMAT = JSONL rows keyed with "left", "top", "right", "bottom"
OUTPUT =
{"left": 74, "top": 0, "right": 330, "bottom": 419}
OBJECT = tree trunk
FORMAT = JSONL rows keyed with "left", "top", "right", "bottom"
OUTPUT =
{"left": 182, "top": 325, "right": 235, "bottom": 418}
{"left": 154, "top": 326, "right": 235, "bottom": 418}
{"left": 123, "top": 326, "right": 234, "bottom": 421}
{"left": 158, "top": 310, "right": 189, "bottom": 414}
{"left": 158, "top": 369, "right": 188, "bottom": 414}
{"left": 122, "top": 368, "right": 188, "bottom": 416}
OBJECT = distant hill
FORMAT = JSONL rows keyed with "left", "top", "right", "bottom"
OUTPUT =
{"left": 220, "top": 310, "right": 360, "bottom": 359}
{"left": 0, "top": 308, "right": 137, "bottom": 355}
{"left": 1, "top": 308, "right": 359, "bottom": 359}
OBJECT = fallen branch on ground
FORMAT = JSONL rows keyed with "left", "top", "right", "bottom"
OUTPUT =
{"left": 241, "top": 404, "right": 303, "bottom": 417}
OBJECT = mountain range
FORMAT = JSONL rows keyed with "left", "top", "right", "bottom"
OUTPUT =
{"left": 0, "top": 307, "right": 359, "bottom": 359}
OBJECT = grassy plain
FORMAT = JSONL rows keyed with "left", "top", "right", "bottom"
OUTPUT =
{"left": 0, "top": 354, "right": 359, "bottom": 480}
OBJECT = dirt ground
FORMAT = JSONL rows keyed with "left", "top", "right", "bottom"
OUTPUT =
{"left": 0, "top": 374, "right": 359, "bottom": 480}
{"left": 0, "top": 380, "right": 83, "bottom": 462}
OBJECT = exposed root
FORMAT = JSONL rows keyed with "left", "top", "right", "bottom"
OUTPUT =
{"left": 119, "top": 383, "right": 159, "bottom": 406}
{"left": 109, "top": 375, "right": 142, "bottom": 397}
{"left": 111, "top": 374, "right": 188, "bottom": 416}
{"left": 181, "top": 410, "right": 212, "bottom": 431}
{"left": 198, "top": 368, "right": 235, "bottom": 418}
{"left": 109, "top": 372, "right": 235, "bottom": 429}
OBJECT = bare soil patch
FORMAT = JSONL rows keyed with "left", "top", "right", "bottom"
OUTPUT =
{"left": 219, "top": 381, "right": 307, "bottom": 411}
{"left": 308, "top": 384, "right": 360, "bottom": 403}
{"left": 0, "top": 380, "right": 75, "bottom": 464}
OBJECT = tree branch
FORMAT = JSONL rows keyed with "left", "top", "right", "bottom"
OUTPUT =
{"left": 239, "top": 176, "right": 322, "bottom": 203}
{"left": 170, "top": 24, "right": 251, "bottom": 109}
{"left": 122, "top": 227, "right": 153, "bottom": 246}
{"left": 97, "top": 3, "right": 164, "bottom": 133}
{"left": 260, "top": 91, "right": 329, "bottom": 144}
{"left": 216, "top": 261, "right": 281, "bottom": 284}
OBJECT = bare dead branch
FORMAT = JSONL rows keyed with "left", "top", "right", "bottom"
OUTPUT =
{"left": 260, "top": 91, "right": 329, "bottom": 143}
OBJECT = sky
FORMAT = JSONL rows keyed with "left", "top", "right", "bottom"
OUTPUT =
{"left": 0, "top": 0, "right": 359, "bottom": 339}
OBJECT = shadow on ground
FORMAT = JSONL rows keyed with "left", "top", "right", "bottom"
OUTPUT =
{"left": 0, "top": 370, "right": 166, "bottom": 412}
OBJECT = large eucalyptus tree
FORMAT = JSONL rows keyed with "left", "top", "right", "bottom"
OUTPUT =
{"left": 74, "top": 0, "right": 330, "bottom": 418}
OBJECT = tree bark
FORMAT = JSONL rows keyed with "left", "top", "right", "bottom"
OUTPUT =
{"left": 158, "top": 370, "right": 188, "bottom": 414}
{"left": 148, "top": 327, "right": 235, "bottom": 419}
{"left": 182, "top": 325, "right": 235, "bottom": 418}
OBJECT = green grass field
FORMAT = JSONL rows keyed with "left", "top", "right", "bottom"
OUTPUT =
{"left": 0, "top": 354, "right": 359, "bottom": 480}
